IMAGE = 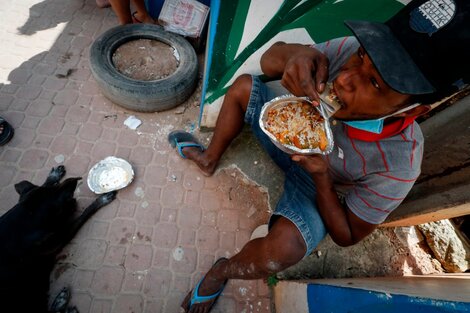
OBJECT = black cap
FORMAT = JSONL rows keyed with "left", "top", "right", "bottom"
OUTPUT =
{"left": 345, "top": 0, "right": 470, "bottom": 95}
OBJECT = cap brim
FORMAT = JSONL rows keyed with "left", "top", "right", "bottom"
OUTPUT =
{"left": 344, "top": 20, "right": 435, "bottom": 95}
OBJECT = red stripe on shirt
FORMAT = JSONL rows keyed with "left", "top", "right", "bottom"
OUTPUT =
{"left": 410, "top": 123, "right": 416, "bottom": 168}
{"left": 353, "top": 189, "right": 391, "bottom": 213}
{"left": 326, "top": 40, "right": 331, "bottom": 48}
{"left": 375, "top": 142, "right": 389, "bottom": 172}
{"left": 336, "top": 37, "right": 349, "bottom": 57}
{"left": 359, "top": 184, "right": 405, "bottom": 201}
{"left": 350, "top": 137, "right": 367, "bottom": 175}
{"left": 376, "top": 173, "right": 418, "bottom": 182}
{"left": 343, "top": 155, "right": 355, "bottom": 180}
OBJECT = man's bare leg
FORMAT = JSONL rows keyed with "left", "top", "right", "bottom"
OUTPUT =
{"left": 109, "top": 0, "right": 133, "bottom": 24}
{"left": 181, "top": 217, "right": 307, "bottom": 312}
{"left": 182, "top": 74, "right": 253, "bottom": 176}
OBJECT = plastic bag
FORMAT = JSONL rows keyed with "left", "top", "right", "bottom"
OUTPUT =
{"left": 158, "top": 0, "right": 210, "bottom": 38}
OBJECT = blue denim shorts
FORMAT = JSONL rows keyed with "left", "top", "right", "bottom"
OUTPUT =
{"left": 244, "top": 76, "right": 327, "bottom": 257}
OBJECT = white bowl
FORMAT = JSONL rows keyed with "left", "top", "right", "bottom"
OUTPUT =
{"left": 87, "top": 156, "right": 134, "bottom": 194}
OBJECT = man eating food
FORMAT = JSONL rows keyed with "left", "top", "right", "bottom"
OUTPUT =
{"left": 167, "top": 0, "right": 470, "bottom": 311}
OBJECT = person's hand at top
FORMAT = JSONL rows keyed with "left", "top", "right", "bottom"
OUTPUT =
{"left": 282, "top": 46, "right": 329, "bottom": 106}
{"left": 260, "top": 42, "right": 329, "bottom": 105}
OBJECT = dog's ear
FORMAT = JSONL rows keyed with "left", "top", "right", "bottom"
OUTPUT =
{"left": 14, "top": 181, "right": 36, "bottom": 196}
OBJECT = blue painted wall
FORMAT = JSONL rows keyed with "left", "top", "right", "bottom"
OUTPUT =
{"left": 307, "top": 284, "right": 470, "bottom": 313}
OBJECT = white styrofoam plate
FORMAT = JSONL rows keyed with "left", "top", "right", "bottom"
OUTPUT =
{"left": 87, "top": 156, "right": 134, "bottom": 194}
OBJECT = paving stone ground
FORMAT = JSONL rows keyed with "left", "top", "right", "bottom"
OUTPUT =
{"left": 0, "top": 1, "right": 273, "bottom": 312}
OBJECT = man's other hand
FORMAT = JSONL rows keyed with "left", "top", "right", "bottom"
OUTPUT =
{"left": 291, "top": 154, "right": 328, "bottom": 175}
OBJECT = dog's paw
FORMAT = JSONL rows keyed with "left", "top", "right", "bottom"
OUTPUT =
{"left": 97, "top": 191, "right": 117, "bottom": 206}
{"left": 51, "top": 165, "right": 66, "bottom": 178}
{"left": 46, "top": 166, "right": 66, "bottom": 185}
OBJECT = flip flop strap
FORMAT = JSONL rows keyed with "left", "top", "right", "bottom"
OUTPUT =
{"left": 176, "top": 141, "right": 204, "bottom": 159}
{"left": 190, "top": 278, "right": 224, "bottom": 306}
{"left": 132, "top": 11, "right": 143, "bottom": 23}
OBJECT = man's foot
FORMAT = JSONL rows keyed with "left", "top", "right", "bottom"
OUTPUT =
{"left": 132, "top": 11, "right": 155, "bottom": 24}
{"left": 96, "top": 0, "right": 110, "bottom": 8}
{"left": 168, "top": 131, "right": 217, "bottom": 176}
{"left": 181, "top": 258, "right": 228, "bottom": 313}
{"left": 0, "top": 117, "right": 14, "bottom": 146}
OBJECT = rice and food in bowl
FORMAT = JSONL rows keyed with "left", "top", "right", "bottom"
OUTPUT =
{"left": 259, "top": 95, "right": 334, "bottom": 155}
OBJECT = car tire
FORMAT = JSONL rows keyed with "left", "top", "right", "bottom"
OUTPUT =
{"left": 90, "top": 24, "right": 198, "bottom": 112}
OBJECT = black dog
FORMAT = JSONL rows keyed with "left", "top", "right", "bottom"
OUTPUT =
{"left": 0, "top": 166, "right": 116, "bottom": 313}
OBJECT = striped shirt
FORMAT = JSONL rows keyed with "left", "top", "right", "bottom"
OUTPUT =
{"left": 314, "top": 37, "right": 423, "bottom": 224}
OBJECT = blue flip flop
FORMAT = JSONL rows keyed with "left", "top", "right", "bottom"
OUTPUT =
{"left": 187, "top": 258, "right": 228, "bottom": 312}
{"left": 168, "top": 130, "right": 205, "bottom": 159}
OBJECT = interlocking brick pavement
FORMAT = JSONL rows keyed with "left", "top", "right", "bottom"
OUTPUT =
{"left": 0, "top": 0, "right": 273, "bottom": 312}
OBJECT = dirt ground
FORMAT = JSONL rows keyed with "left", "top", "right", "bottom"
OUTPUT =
{"left": 112, "top": 39, "right": 178, "bottom": 81}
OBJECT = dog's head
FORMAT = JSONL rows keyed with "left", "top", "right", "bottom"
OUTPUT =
{"left": 14, "top": 177, "right": 81, "bottom": 225}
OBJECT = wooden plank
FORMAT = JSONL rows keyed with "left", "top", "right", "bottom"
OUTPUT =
{"left": 382, "top": 202, "right": 470, "bottom": 227}
{"left": 383, "top": 182, "right": 470, "bottom": 226}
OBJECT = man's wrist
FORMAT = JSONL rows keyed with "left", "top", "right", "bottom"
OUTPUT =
{"left": 311, "top": 171, "right": 332, "bottom": 185}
